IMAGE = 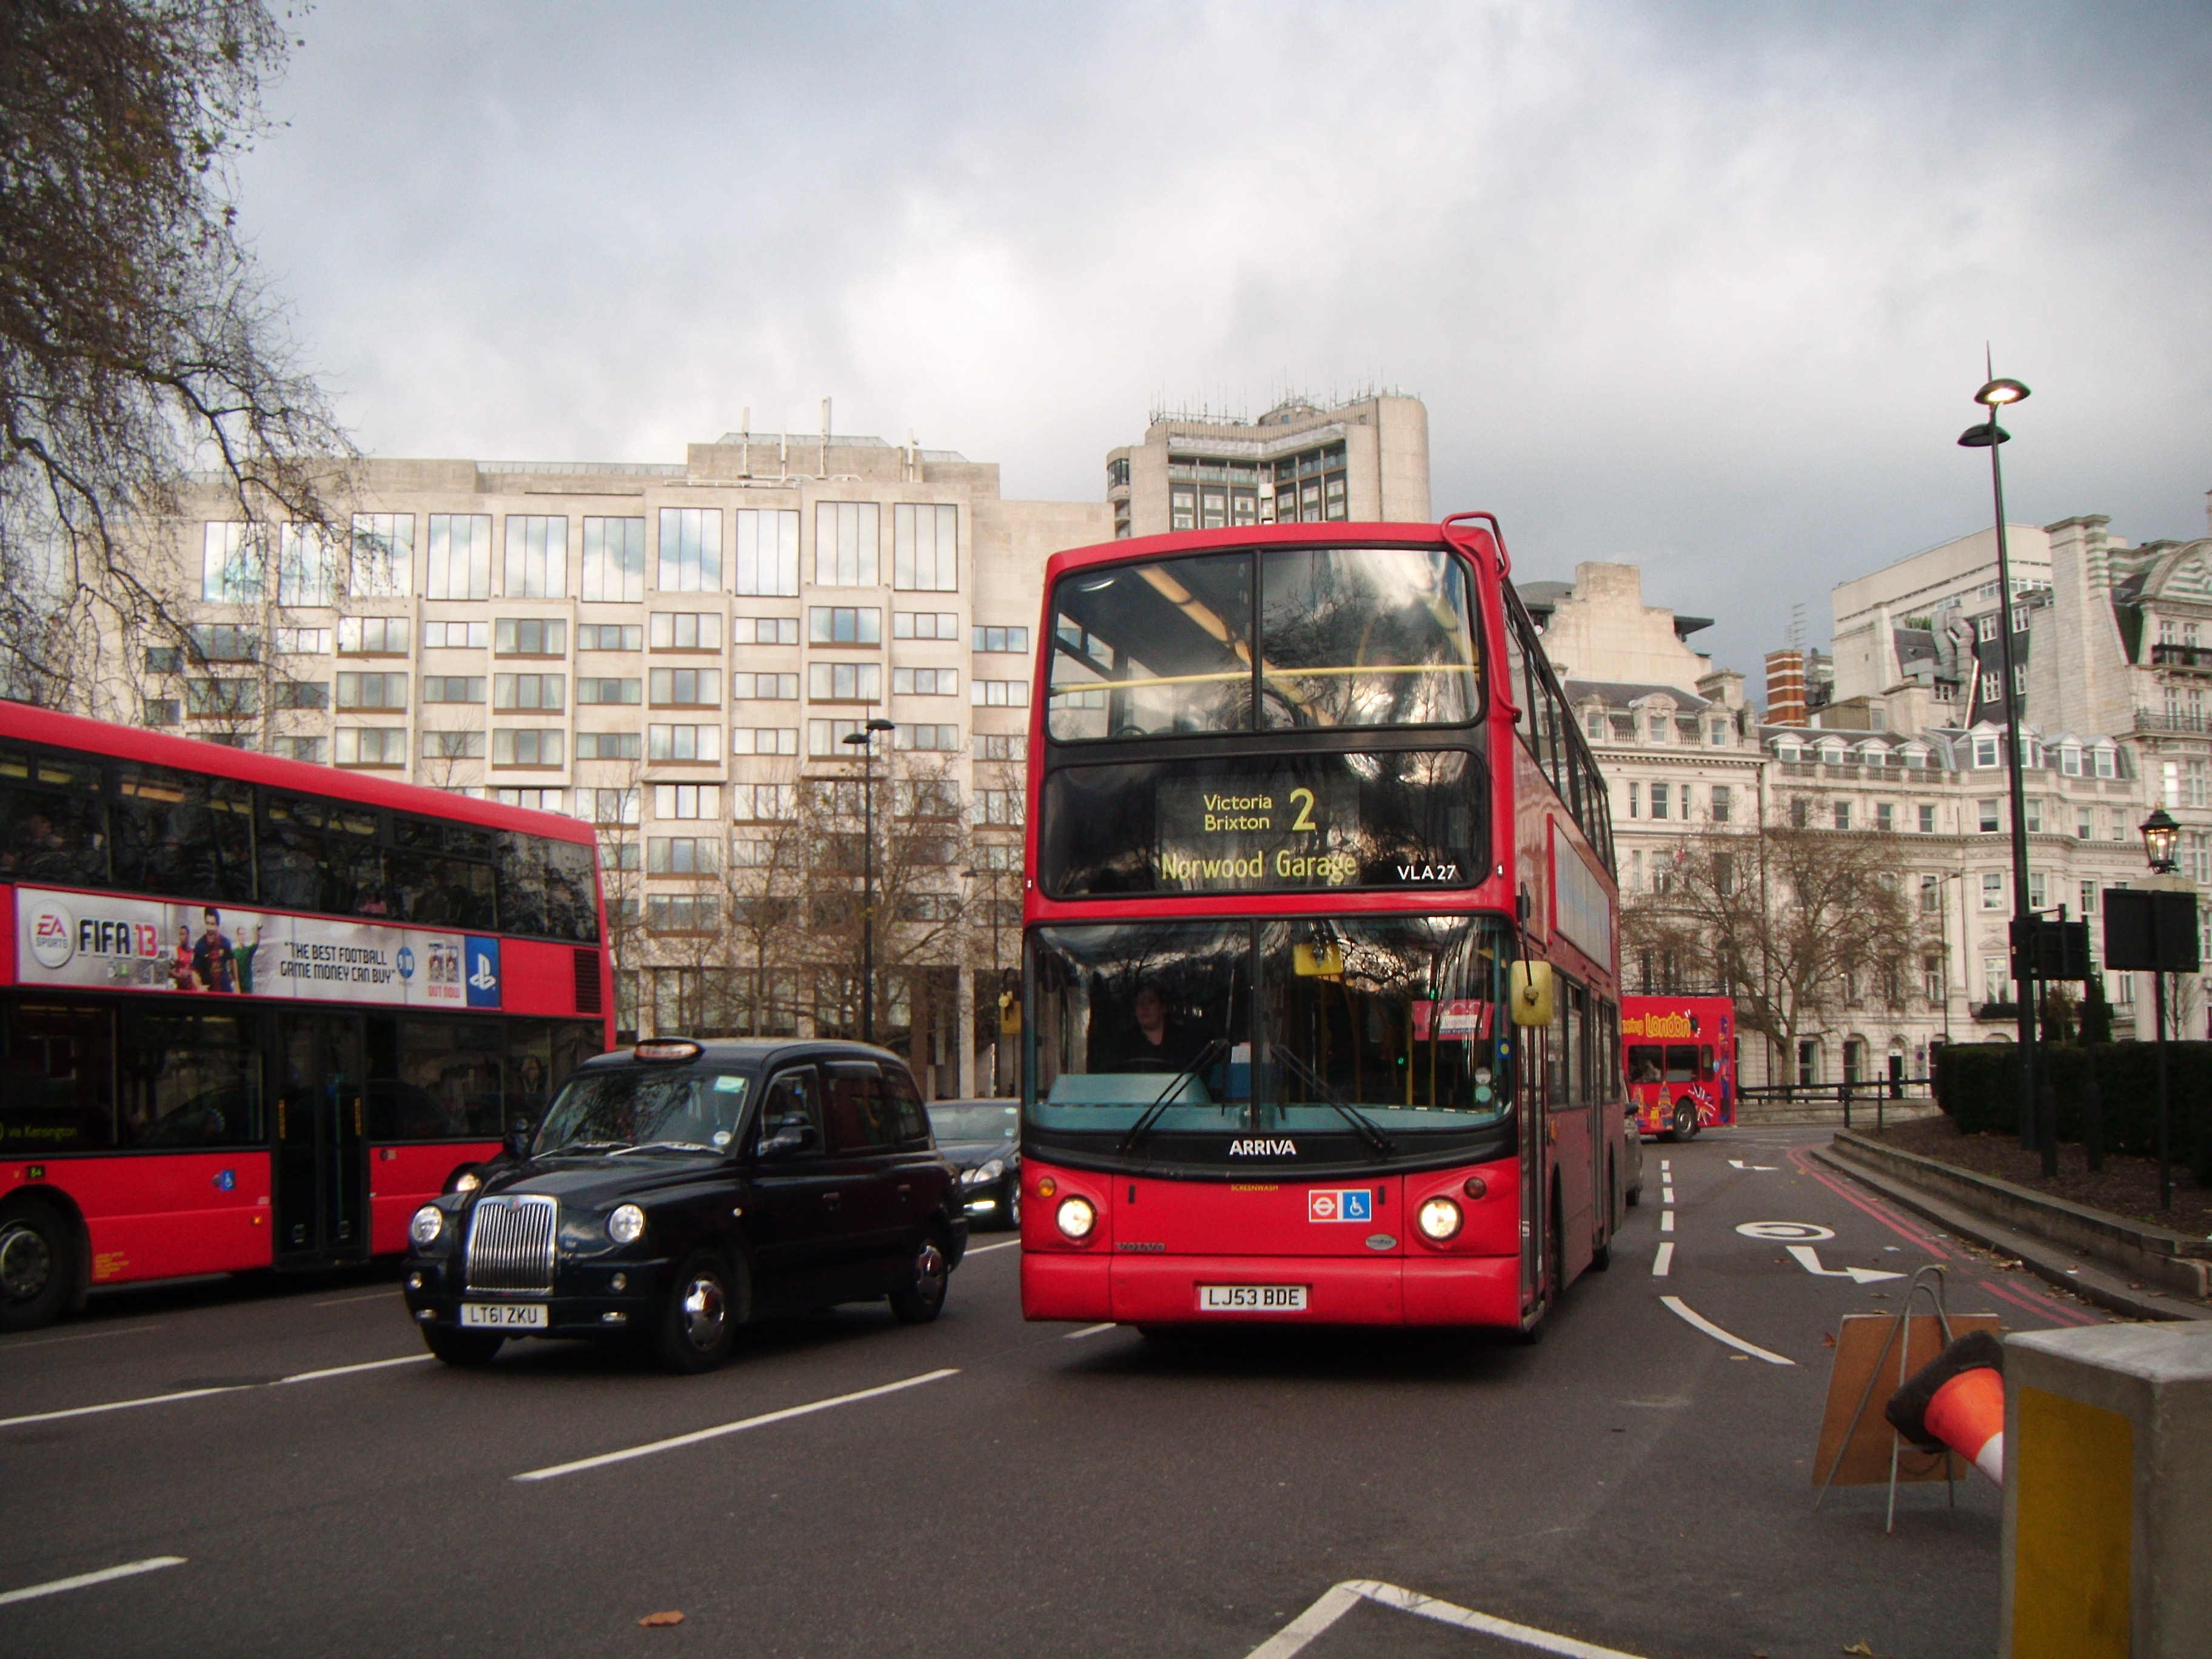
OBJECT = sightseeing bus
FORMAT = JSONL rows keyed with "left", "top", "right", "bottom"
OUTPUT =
{"left": 1623, "top": 995, "right": 1735, "bottom": 1141}
{"left": 0, "top": 703, "right": 612, "bottom": 1330}
{"left": 1017, "top": 516, "right": 1628, "bottom": 1335}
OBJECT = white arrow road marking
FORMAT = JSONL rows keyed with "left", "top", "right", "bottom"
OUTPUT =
{"left": 1659, "top": 1296, "right": 1795, "bottom": 1366}
{"left": 0, "top": 1557, "right": 186, "bottom": 1606}
{"left": 1727, "top": 1159, "right": 1778, "bottom": 1171}
{"left": 1785, "top": 1244, "right": 1905, "bottom": 1284}
{"left": 1247, "top": 1578, "right": 1649, "bottom": 1659}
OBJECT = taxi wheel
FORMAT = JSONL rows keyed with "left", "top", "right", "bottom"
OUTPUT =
{"left": 0, "top": 1197, "right": 72, "bottom": 1333}
{"left": 654, "top": 1252, "right": 744, "bottom": 1374}
{"left": 889, "top": 1232, "right": 950, "bottom": 1324}
{"left": 423, "top": 1327, "right": 504, "bottom": 1367}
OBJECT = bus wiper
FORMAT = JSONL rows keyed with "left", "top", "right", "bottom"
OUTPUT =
{"left": 1269, "top": 1045, "right": 1395, "bottom": 1155}
{"left": 1116, "top": 1039, "right": 1230, "bottom": 1155}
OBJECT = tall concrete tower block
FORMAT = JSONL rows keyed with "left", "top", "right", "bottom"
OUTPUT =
{"left": 2041, "top": 515, "right": 2134, "bottom": 738}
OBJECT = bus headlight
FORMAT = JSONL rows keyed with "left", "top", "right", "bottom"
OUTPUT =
{"left": 409, "top": 1205, "right": 445, "bottom": 1248}
{"left": 1055, "top": 1196, "right": 1097, "bottom": 1241}
{"left": 1416, "top": 1196, "right": 1464, "bottom": 1242}
{"left": 608, "top": 1204, "right": 647, "bottom": 1245}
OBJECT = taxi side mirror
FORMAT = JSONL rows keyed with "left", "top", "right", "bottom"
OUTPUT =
{"left": 758, "top": 1115, "right": 820, "bottom": 1158}
{"left": 1508, "top": 961, "right": 1555, "bottom": 1028}
{"left": 503, "top": 1116, "right": 533, "bottom": 1160}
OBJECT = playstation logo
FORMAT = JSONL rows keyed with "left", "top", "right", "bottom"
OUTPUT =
{"left": 464, "top": 937, "right": 503, "bottom": 1008}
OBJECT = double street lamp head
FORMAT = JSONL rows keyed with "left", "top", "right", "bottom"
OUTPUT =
{"left": 2141, "top": 807, "right": 2182, "bottom": 874}
{"left": 1959, "top": 375, "right": 2029, "bottom": 448}
{"left": 1975, "top": 377, "right": 2031, "bottom": 407}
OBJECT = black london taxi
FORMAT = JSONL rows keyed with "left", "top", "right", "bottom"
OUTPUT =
{"left": 400, "top": 1039, "right": 968, "bottom": 1373}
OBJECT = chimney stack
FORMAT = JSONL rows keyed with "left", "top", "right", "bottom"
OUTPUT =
{"left": 1766, "top": 649, "right": 1808, "bottom": 726}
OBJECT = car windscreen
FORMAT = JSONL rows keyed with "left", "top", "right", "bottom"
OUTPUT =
{"left": 927, "top": 1103, "right": 1020, "bottom": 1142}
{"left": 534, "top": 1069, "right": 750, "bottom": 1154}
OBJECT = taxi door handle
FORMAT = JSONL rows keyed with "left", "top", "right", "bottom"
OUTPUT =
{"left": 896, "top": 1183, "right": 912, "bottom": 1193}
{"left": 822, "top": 1191, "right": 841, "bottom": 1205}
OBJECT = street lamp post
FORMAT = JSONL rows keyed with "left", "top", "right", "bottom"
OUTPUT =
{"left": 964, "top": 863, "right": 1006, "bottom": 1094}
{"left": 1957, "top": 370, "right": 2040, "bottom": 1159}
{"left": 2142, "top": 806, "right": 2181, "bottom": 1210}
{"left": 842, "top": 717, "right": 897, "bottom": 1044}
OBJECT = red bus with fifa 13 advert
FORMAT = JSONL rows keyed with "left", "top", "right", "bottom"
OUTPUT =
{"left": 0, "top": 703, "right": 612, "bottom": 1330}
{"left": 1623, "top": 994, "right": 1736, "bottom": 1141}
{"left": 1017, "top": 516, "right": 1633, "bottom": 1335}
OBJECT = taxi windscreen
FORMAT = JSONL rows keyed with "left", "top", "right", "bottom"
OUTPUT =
{"left": 534, "top": 1070, "right": 750, "bottom": 1155}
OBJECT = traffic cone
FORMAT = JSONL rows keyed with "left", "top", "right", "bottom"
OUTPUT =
{"left": 1883, "top": 1330, "right": 2005, "bottom": 1484}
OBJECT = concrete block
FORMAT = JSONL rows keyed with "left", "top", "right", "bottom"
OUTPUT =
{"left": 2000, "top": 1322, "right": 2212, "bottom": 1658}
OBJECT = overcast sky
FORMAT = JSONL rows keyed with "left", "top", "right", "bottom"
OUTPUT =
{"left": 235, "top": 1, "right": 2212, "bottom": 679}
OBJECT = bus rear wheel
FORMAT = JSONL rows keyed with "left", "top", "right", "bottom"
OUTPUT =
{"left": 1671, "top": 1100, "right": 1698, "bottom": 1142}
{"left": 0, "top": 1197, "right": 72, "bottom": 1333}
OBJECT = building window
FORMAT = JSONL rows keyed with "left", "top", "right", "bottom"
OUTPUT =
{"left": 1711, "top": 786, "right": 1732, "bottom": 823}
{"left": 1982, "top": 955, "right": 2010, "bottom": 1004}
{"left": 589, "top": 788, "right": 639, "bottom": 825}
{"left": 647, "top": 894, "right": 718, "bottom": 933}
{"left": 1629, "top": 850, "right": 1643, "bottom": 890}
{"left": 421, "top": 729, "right": 487, "bottom": 759}
{"left": 808, "top": 719, "right": 865, "bottom": 756}
{"left": 648, "top": 836, "right": 719, "bottom": 875}
{"left": 576, "top": 731, "right": 643, "bottom": 760}
{"left": 732, "top": 783, "right": 797, "bottom": 821}
{"left": 1981, "top": 871, "right": 2004, "bottom": 911}
{"left": 2059, "top": 743, "right": 2082, "bottom": 776}
{"left": 277, "top": 525, "right": 337, "bottom": 607}
{"left": 814, "top": 501, "right": 879, "bottom": 588}
{"left": 1709, "top": 718, "right": 1729, "bottom": 746}
{"left": 734, "top": 617, "right": 798, "bottom": 646}
{"left": 891, "top": 667, "right": 956, "bottom": 697}
{"left": 808, "top": 607, "right": 881, "bottom": 645}
{"left": 896, "top": 611, "right": 959, "bottom": 640}
{"left": 894, "top": 723, "right": 962, "bottom": 751}
{"left": 2093, "top": 745, "right": 2114, "bottom": 779}
{"left": 494, "top": 787, "right": 568, "bottom": 814}
{"left": 1976, "top": 615, "right": 1997, "bottom": 642}
{"left": 1651, "top": 783, "right": 1670, "bottom": 820}
{"left": 646, "top": 725, "right": 717, "bottom": 762}
{"left": 809, "top": 662, "right": 882, "bottom": 702}
{"left": 1919, "top": 874, "right": 1940, "bottom": 914}
{"left": 424, "top": 620, "right": 489, "bottom": 649}
{"left": 1919, "top": 803, "right": 1937, "bottom": 834}
{"left": 503, "top": 515, "right": 568, "bottom": 598}
{"left": 1797, "top": 1041, "right": 1819, "bottom": 1087}
{"left": 973, "top": 626, "right": 1030, "bottom": 654}
{"left": 732, "top": 672, "right": 799, "bottom": 700}
{"left": 575, "top": 677, "right": 640, "bottom": 705}
{"left": 494, "top": 673, "right": 565, "bottom": 712}
{"left": 1875, "top": 802, "right": 1893, "bottom": 831}
{"left": 337, "top": 617, "right": 408, "bottom": 655}
{"left": 1627, "top": 782, "right": 1641, "bottom": 819}
{"left": 1789, "top": 797, "right": 1808, "bottom": 829}
{"left": 970, "top": 679, "right": 1029, "bottom": 706}
{"left": 648, "top": 612, "right": 720, "bottom": 651}
{"left": 729, "top": 726, "right": 799, "bottom": 756}
{"left": 975, "top": 789, "right": 1024, "bottom": 826}
{"left": 350, "top": 514, "right": 414, "bottom": 597}
{"left": 734, "top": 508, "right": 800, "bottom": 597}
{"left": 275, "top": 628, "right": 330, "bottom": 655}
{"left": 1832, "top": 800, "right": 1851, "bottom": 831}
{"left": 648, "top": 668, "right": 720, "bottom": 707}
{"left": 334, "top": 727, "right": 406, "bottom": 767}
{"left": 2029, "top": 872, "right": 2047, "bottom": 910}
{"left": 975, "top": 733, "right": 1026, "bottom": 762}
{"left": 495, "top": 618, "right": 566, "bottom": 657}
{"left": 580, "top": 516, "right": 646, "bottom": 603}
{"left": 272, "top": 736, "right": 327, "bottom": 763}
{"left": 2077, "top": 806, "right": 2094, "bottom": 839}
{"left": 1171, "top": 488, "right": 1195, "bottom": 532}
{"left": 1978, "top": 799, "right": 2000, "bottom": 833}
{"left": 143, "top": 697, "right": 181, "bottom": 727}
{"left": 657, "top": 508, "right": 722, "bottom": 593}
{"left": 336, "top": 672, "right": 407, "bottom": 712}
{"left": 652, "top": 783, "right": 721, "bottom": 820}
{"left": 200, "top": 523, "right": 265, "bottom": 603}
{"left": 1585, "top": 712, "right": 1604, "bottom": 739}
{"left": 2188, "top": 831, "right": 2212, "bottom": 885}
{"left": 187, "top": 623, "right": 260, "bottom": 662}
{"left": 421, "top": 676, "right": 484, "bottom": 705}
{"left": 1924, "top": 957, "right": 1944, "bottom": 1002}
{"left": 426, "top": 514, "right": 494, "bottom": 600}
{"left": 894, "top": 779, "right": 960, "bottom": 819}
{"left": 892, "top": 503, "right": 958, "bottom": 592}
{"left": 492, "top": 728, "right": 564, "bottom": 767}
{"left": 2023, "top": 797, "right": 2042, "bottom": 833}
{"left": 2079, "top": 880, "right": 2097, "bottom": 916}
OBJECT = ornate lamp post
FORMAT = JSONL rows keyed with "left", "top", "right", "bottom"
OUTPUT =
{"left": 842, "top": 716, "right": 897, "bottom": 1042}
{"left": 2142, "top": 806, "right": 2182, "bottom": 1208}
{"left": 1957, "top": 370, "right": 2039, "bottom": 1153}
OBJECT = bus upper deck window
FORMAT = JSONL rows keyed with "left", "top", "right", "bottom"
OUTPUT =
{"left": 1047, "top": 554, "right": 1252, "bottom": 742}
{"left": 1259, "top": 547, "right": 1478, "bottom": 729}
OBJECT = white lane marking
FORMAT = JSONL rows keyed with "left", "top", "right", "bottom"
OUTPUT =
{"left": 1659, "top": 1160, "right": 1671, "bottom": 1171}
{"left": 1726, "top": 1159, "right": 1778, "bottom": 1171}
{"left": 1660, "top": 1296, "right": 1795, "bottom": 1366}
{"left": 277, "top": 1355, "right": 434, "bottom": 1385}
{"left": 0, "top": 1386, "right": 249, "bottom": 1431}
{"left": 0, "top": 1557, "right": 186, "bottom": 1606}
{"left": 1062, "top": 1322, "right": 1116, "bottom": 1341}
{"left": 1660, "top": 1212, "right": 1675, "bottom": 1233}
{"left": 0, "top": 1324, "right": 164, "bottom": 1352}
{"left": 1662, "top": 1187, "right": 1675, "bottom": 1204}
{"left": 312, "top": 1288, "right": 400, "bottom": 1306}
{"left": 1247, "top": 1578, "right": 1647, "bottom": 1659}
{"left": 1651, "top": 1242, "right": 1674, "bottom": 1276}
{"left": 512, "top": 1368, "right": 961, "bottom": 1483}
{"left": 964, "top": 1238, "right": 1022, "bottom": 1255}
{"left": 1785, "top": 1244, "right": 1905, "bottom": 1285}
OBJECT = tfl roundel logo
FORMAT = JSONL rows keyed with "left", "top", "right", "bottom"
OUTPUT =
{"left": 28, "top": 904, "right": 74, "bottom": 968}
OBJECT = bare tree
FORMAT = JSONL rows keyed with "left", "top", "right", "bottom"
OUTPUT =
{"left": 0, "top": 1, "right": 351, "bottom": 707}
{"left": 1623, "top": 818, "right": 1934, "bottom": 1076}
{"left": 720, "top": 783, "right": 810, "bottom": 1036}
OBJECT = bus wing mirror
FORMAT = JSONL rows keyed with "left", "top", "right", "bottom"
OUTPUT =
{"left": 1508, "top": 962, "right": 1554, "bottom": 1028}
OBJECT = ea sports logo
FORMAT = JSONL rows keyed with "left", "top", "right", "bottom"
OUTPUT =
{"left": 28, "top": 905, "right": 73, "bottom": 968}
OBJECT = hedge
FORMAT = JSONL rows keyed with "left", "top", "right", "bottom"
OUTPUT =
{"left": 1932, "top": 1042, "right": 2212, "bottom": 1183}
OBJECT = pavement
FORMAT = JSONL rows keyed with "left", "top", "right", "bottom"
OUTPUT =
{"left": 0, "top": 1128, "right": 2109, "bottom": 1659}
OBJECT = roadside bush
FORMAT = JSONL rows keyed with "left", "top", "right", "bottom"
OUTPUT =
{"left": 1932, "top": 1041, "right": 2212, "bottom": 1179}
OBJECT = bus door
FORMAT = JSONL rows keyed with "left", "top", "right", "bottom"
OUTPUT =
{"left": 272, "top": 1013, "right": 370, "bottom": 1266}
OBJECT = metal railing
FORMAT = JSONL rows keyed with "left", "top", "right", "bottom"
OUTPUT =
{"left": 1737, "top": 1078, "right": 1935, "bottom": 1133}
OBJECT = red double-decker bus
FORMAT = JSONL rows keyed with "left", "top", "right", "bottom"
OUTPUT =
{"left": 0, "top": 704, "right": 612, "bottom": 1330}
{"left": 1017, "top": 517, "right": 1627, "bottom": 1335}
{"left": 1623, "top": 994, "right": 1735, "bottom": 1140}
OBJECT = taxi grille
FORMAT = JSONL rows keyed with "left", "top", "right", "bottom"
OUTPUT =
{"left": 464, "top": 1195, "right": 557, "bottom": 1293}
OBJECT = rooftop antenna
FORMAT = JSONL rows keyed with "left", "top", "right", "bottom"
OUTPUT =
{"left": 819, "top": 396, "right": 830, "bottom": 478}
{"left": 1788, "top": 603, "right": 1808, "bottom": 655}
{"left": 740, "top": 406, "right": 751, "bottom": 477}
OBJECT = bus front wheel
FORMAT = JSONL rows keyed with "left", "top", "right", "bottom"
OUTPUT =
{"left": 0, "top": 1197, "right": 72, "bottom": 1333}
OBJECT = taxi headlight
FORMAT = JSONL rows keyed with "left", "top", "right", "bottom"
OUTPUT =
{"left": 453, "top": 1170, "right": 481, "bottom": 1194}
{"left": 607, "top": 1204, "right": 648, "bottom": 1245}
{"left": 1054, "top": 1195, "right": 1097, "bottom": 1242}
{"left": 1416, "top": 1196, "right": 1464, "bottom": 1242}
{"left": 409, "top": 1205, "right": 444, "bottom": 1248}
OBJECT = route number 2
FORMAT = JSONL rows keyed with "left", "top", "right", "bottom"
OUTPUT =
{"left": 1289, "top": 788, "right": 1317, "bottom": 833}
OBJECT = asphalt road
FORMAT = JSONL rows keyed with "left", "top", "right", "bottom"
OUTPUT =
{"left": 0, "top": 1127, "right": 2108, "bottom": 1659}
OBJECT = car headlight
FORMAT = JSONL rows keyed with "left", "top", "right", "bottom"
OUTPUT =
{"left": 607, "top": 1204, "right": 647, "bottom": 1245}
{"left": 409, "top": 1205, "right": 444, "bottom": 1248}
{"left": 974, "top": 1158, "right": 1005, "bottom": 1184}
{"left": 1416, "top": 1196, "right": 1463, "bottom": 1241}
{"left": 1055, "top": 1195, "right": 1097, "bottom": 1241}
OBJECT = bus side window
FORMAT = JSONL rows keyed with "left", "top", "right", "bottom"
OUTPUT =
{"left": 495, "top": 831, "right": 549, "bottom": 938}
{"left": 0, "top": 748, "right": 110, "bottom": 889}
{"left": 1628, "top": 1045, "right": 1662, "bottom": 1084}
